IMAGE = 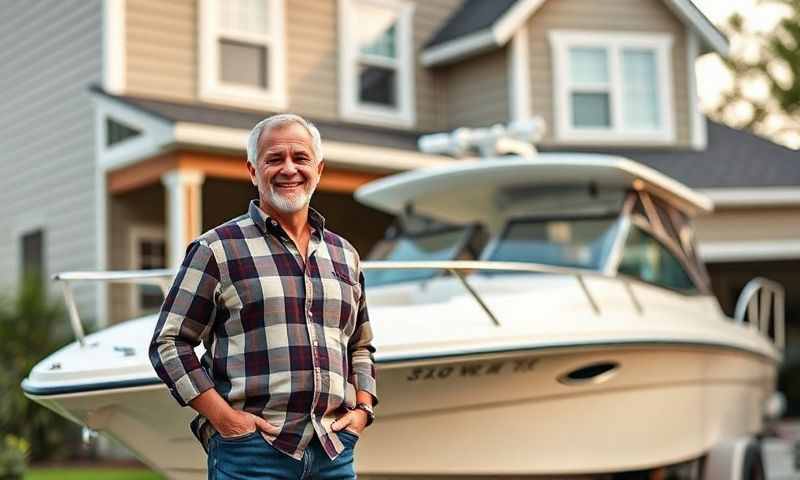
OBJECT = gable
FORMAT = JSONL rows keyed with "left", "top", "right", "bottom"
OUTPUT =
{"left": 423, "top": 0, "right": 727, "bottom": 66}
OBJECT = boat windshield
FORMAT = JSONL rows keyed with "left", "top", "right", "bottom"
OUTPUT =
{"left": 485, "top": 215, "right": 620, "bottom": 270}
{"left": 364, "top": 226, "right": 477, "bottom": 286}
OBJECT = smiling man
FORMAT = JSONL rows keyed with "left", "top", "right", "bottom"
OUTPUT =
{"left": 149, "top": 114, "right": 377, "bottom": 480}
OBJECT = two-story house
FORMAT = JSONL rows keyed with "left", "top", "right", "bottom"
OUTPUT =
{"left": 2, "top": 0, "right": 799, "bottom": 401}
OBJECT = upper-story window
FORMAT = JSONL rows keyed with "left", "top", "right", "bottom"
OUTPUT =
{"left": 199, "top": 0, "right": 287, "bottom": 110}
{"left": 549, "top": 31, "right": 674, "bottom": 144}
{"left": 339, "top": 0, "right": 415, "bottom": 127}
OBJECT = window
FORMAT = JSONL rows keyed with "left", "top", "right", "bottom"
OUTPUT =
{"left": 365, "top": 225, "right": 475, "bottom": 286}
{"left": 617, "top": 225, "right": 696, "bottom": 292}
{"left": 130, "top": 227, "right": 167, "bottom": 315}
{"left": 199, "top": 0, "right": 287, "bottom": 109}
{"left": 106, "top": 118, "right": 141, "bottom": 147}
{"left": 549, "top": 31, "right": 674, "bottom": 143}
{"left": 488, "top": 216, "right": 620, "bottom": 271}
{"left": 20, "top": 230, "right": 44, "bottom": 285}
{"left": 339, "top": 0, "right": 415, "bottom": 127}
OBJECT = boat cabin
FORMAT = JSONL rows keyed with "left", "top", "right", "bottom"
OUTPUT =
{"left": 356, "top": 153, "right": 714, "bottom": 295}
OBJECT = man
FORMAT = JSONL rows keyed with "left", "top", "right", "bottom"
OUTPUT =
{"left": 149, "top": 113, "right": 377, "bottom": 479}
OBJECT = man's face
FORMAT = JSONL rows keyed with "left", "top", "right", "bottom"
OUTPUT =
{"left": 248, "top": 123, "right": 324, "bottom": 214}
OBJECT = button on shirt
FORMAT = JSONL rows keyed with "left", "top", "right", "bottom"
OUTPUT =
{"left": 149, "top": 200, "right": 377, "bottom": 460}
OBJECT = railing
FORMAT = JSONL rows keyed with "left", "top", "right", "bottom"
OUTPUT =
{"left": 52, "top": 270, "right": 174, "bottom": 347}
{"left": 53, "top": 261, "right": 645, "bottom": 346}
{"left": 361, "top": 260, "right": 647, "bottom": 325}
{"left": 734, "top": 277, "right": 786, "bottom": 350}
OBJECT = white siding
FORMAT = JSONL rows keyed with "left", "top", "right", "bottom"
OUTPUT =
{"left": 0, "top": 1, "right": 103, "bottom": 324}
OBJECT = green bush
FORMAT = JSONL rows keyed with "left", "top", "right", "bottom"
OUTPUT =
{"left": 0, "top": 435, "right": 29, "bottom": 479}
{"left": 0, "top": 276, "right": 81, "bottom": 461}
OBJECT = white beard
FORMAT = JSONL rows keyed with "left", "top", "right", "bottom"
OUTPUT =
{"left": 266, "top": 179, "right": 318, "bottom": 213}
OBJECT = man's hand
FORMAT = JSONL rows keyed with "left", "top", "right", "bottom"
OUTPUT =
{"left": 189, "top": 388, "right": 279, "bottom": 439}
{"left": 331, "top": 408, "right": 369, "bottom": 434}
{"left": 213, "top": 409, "right": 279, "bottom": 438}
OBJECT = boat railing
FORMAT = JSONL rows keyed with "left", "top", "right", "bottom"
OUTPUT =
{"left": 53, "top": 261, "right": 643, "bottom": 345}
{"left": 52, "top": 270, "right": 174, "bottom": 347}
{"left": 734, "top": 277, "right": 786, "bottom": 350}
{"left": 361, "top": 260, "right": 645, "bottom": 326}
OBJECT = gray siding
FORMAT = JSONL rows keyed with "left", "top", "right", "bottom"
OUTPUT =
{"left": 0, "top": 1, "right": 103, "bottom": 323}
{"left": 442, "top": 47, "right": 510, "bottom": 129}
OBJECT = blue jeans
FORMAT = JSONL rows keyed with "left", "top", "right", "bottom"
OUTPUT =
{"left": 207, "top": 430, "right": 358, "bottom": 480}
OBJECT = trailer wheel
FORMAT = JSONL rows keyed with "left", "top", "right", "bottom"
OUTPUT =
{"left": 741, "top": 441, "right": 765, "bottom": 480}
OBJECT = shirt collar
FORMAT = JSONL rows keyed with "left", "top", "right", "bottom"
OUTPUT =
{"left": 248, "top": 199, "right": 326, "bottom": 238}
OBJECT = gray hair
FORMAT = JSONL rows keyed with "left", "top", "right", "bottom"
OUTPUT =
{"left": 246, "top": 113, "right": 324, "bottom": 165}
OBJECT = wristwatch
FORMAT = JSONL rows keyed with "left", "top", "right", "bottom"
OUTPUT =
{"left": 354, "top": 402, "right": 375, "bottom": 426}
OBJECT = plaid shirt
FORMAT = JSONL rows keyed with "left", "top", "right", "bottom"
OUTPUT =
{"left": 149, "top": 200, "right": 377, "bottom": 460}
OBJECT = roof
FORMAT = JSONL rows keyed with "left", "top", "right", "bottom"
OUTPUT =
{"left": 423, "top": 0, "right": 728, "bottom": 66}
{"left": 543, "top": 120, "right": 800, "bottom": 189}
{"left": 355, "top": 154, "right": 714, "bottom": 223}
{"left": 425, "top": 0, "right": 518, "bottom": 48}
{"left": 89, "top": 85, "right": 423, "bottom": 152}
{"left": 91, "top": 87, "right": 798, "bottom": 191}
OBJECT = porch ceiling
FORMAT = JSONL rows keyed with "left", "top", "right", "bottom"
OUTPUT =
{"left": 107, "top": 150, "right": 382, "bottom": 195}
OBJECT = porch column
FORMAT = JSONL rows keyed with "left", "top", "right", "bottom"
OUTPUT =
{"left": 161, "top": 170, "right": 205, "bottom": 268}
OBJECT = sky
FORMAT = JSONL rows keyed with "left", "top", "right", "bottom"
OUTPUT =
{"left": 692, "top": 0, "right": 790, "bottom": 109}
{"left": 691, "top": 0, "right": 799, "bottom": 148}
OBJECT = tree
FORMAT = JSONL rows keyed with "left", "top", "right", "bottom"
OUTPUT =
{"left": 712, "top": 0, "right": 800, "bottom": 148}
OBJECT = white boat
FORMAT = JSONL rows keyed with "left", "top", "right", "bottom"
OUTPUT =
{"left": 23, "top": 153, "right": 785, "bottom": 479}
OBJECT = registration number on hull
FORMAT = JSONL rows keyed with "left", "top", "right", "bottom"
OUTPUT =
{"left": 406, "top": 358, "right": 538, "bottom": 382}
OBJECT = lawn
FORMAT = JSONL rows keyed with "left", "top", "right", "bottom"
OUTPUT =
{"left": 26, "top": 468, "right": 163, "bottom": 480}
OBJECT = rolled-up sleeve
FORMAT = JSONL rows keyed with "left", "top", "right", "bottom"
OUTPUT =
{"left": 149, "top": 240, "right": 220, "bottom": 406}
{"left": 348, "top": 267, "right": 378, "bottom": 405}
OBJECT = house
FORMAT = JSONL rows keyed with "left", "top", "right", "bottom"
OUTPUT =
{"left": 2, "top": 0, "right": 799, "bottom": 408}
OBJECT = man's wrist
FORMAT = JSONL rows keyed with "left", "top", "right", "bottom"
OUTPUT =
{"left": 354, "top": 402, "right": 374, "bottom": 426}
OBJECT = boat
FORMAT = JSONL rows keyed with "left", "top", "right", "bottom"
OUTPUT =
{"left": 22, "top": 152, "right": 785, "bottom": 479}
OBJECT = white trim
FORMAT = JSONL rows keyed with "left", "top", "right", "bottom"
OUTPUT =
{"left": 421, "top": 0, "right": 728, "bottom": 67}
{"left": 338, "top": 0, "right": 416, "bottom": 128}
{"left": 493, "top": 0, "right": 546, "bottom": 45}
{"left": 174, "top": 123, "right": 249, "bottom": 151}
{"left": 420, "top": 29, "right": 496, "bottom": 67}
{"left": 699, "top": 240, "right": 800, "bottom": 262}
{"left": 549, "top": 30, "right": 675, "bottom": 145}
{"left": 698, "top": 188, "right": 800, "bottom": 207}
{"left": 198, "top": 0, "right": 288, "bottom": 111}
{"left": 94, "top": 154, "right": 108, "bottom": 328}
{"left": 128, "top": 225, "right": 167, "bottom": 315}
{"left": 508, "top": 25, "right": 531, "bottom": 122}
{"left": 686, "top": 29, "right": 706, "bottom": 150}
{"left": 662, "top": 0, "right": 729, "bottom": 56}
{"left": 102, "top": 0, "right": 125, "bottom": 94}
{"left": 93, "top": 93, "right": 174, "bottom": 172}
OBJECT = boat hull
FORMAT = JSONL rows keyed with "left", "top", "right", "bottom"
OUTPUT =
{"left": 25, "top": 342, "right": 776, "bottom": 479}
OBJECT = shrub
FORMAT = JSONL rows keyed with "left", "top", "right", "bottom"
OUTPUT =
{"left": 0, "top": 276, "right": 81, "bottom": 461}
{"left": 0, "top": 435, "right": 29, "bottom": 479}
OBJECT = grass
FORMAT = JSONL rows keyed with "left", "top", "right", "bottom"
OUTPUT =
{"left": 26, "top": 468, "right": 163, "bottom": 480}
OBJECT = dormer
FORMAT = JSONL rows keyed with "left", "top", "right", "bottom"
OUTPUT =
{"left": 422, "top": 0, "right": 728, "bottom": 150}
